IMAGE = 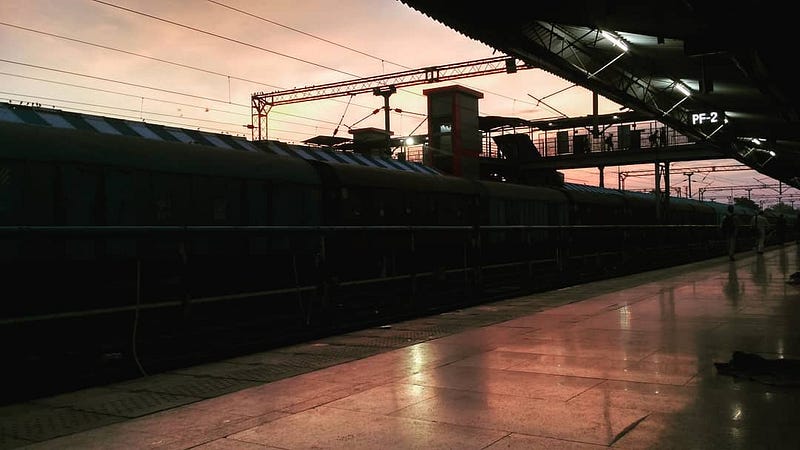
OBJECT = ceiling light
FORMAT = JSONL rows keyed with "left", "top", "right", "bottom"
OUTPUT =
{"left": 675, "top": 82, "right": 691, "bottom": 97}
{"left": 601, "top": 31, "right": 628, "bottom": 52}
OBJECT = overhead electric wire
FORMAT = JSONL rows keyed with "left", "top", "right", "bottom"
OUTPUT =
{"left": 0, "top": 21, "right": 380, "bottom": 114}
{"left": 0, "top": 67, "right": 342, "bottom": 127}
{"left": 0, "top": 70, "right": 244, "bottom": 116}
{"left": 206, "top": 0, "right": 409, "bottom": 70}
{"left": 2, "top": 91, "right": 248, "bottom": 128}
{"left": 1, "top": 58, "right": 239, "bottom": 106}
{"left": 205, "top": 0, "right": 541, "bottom": 110}
{"left": 6, "top": 100, "right": 244, "bottom": 135}
{"left": 4, "top": 94, "right": 324, "bottom": 141}
{"left": 0, "top": 21, "right": 282, "bottom": 92}
{"left": 6, "top": 0, "right": 543, "bottom": 138}
{"left": 91, "top": 0, "right": 359, "bottom": 78}
{"left": 92, "top": 0, "right": 540, "bottom": 111}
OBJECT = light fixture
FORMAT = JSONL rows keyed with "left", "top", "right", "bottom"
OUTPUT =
{"left": 675, "top": 82, "right": 691, "bottom": 97}
{"left": 601, "top": 31, "right": 628, "bottom": 52}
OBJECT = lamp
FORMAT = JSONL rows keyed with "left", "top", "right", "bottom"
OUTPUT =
{"left": 601, "top": 31, "right": 628, "bottom": 52}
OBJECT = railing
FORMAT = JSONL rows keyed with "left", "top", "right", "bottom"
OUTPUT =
{"left": 480, "top": 119, "right": 696, "bottom": 159}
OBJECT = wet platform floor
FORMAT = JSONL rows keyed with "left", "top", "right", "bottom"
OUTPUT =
{"left": 3, "top": 243, "right": 800, "bottom": 449}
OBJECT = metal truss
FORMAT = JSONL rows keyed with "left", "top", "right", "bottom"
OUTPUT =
{"left": 509, "top": 21, "right": 714, "bottom": 147}
{"left": 250, "top": 56, "right": 533, "bottom": 140}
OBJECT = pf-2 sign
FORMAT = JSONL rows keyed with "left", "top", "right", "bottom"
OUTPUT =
{"left": 690, "top": 111, "right": 723, "bottom": 126}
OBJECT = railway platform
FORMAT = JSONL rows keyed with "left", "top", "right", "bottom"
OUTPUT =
{"left": 3, "top": 243, "right": 800, "bottom": 449}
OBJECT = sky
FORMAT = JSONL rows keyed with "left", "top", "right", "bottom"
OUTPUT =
{"left": 1, "top": 0, "right": 798, "bottom": 206}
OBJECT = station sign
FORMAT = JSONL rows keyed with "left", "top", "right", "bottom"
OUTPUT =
{"left": 689, "top": 110, "right": 725, "bottom": 132}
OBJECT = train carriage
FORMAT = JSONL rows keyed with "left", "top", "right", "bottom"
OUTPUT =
{"left": 0, "top": 102, "right": 773, "bottom": 402}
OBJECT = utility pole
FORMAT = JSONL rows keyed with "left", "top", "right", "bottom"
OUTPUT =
{"left": 373, "top": 86, "right": 397, "bottom": 156}
{"left": 683, "top": 171, "right": 694, "bottom": 198}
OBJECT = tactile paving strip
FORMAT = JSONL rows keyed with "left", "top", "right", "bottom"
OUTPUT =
{"left": 348, "top": 328, "right": 449, "bottom": 341}
{"left": 114, "top": 374, "right": 260, "bottom": 399}
{"left": 221, "top": 364, "right": 312, "bottom": 382}
{"left": 273, "top": 342, "right": 383, "bottom": 360}
{"left": 228, "top": 351, "right": 356, "bottom": 369}
{"left": 0, "top": 433, "right": 33, "bottom": 449}
{"left": 67, "top": 390, "right": 199, "bottom": 418}
{"left": 388, "top": 320, "right": 471, "bottom": 334}
{"left": 0, "top": 406, "right": 123, "bottom": 442}
{"left": 317, "top": 334, "right": 427, "bottom": 349}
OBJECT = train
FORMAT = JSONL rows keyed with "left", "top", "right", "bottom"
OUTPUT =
{"left": 0, "top": 103, "right": 787, "bottom": 402}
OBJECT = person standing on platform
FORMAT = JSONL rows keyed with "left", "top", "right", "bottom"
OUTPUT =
{"left": 720, "top": 204, "right": 738, "bottom": 260}
{"left": 658, "top": 129, "right": 667, "bottom": 147}
{"left": 604, "top": 133, "right": 613, "bottom": 151}
{"left": 796, "top": 214, "right": 800, "bottom": 243}
{"left": 751, "top": 210, "right": 769, "bottom": 254}
{"left": 648, "top": 130, "right": 658, "bottom": 148}
{"left": 775, "top": 213, "right": 786, "bottom": 245}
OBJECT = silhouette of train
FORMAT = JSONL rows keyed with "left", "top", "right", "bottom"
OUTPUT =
{"left": 0, "top": 102, "right": 773, "bottom": 401}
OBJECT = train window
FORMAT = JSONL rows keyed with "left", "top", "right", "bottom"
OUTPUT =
{"left": 272, "top": 183, "right": 299, "bottom": 225}
{"left": 272, "top": 182, "right": 319, "bottom": 226}
{"left": 150, "top": 172, "right": 191, "bottom": 225}
{"left": 104, "top": 168, "right": 135, "bottom": 226}
{"left": 0, "top": 162, "right": 24, "bottom": 225}
{"left": 60, "top": 164, "right": 101, "bottom": 225}
{"left": 245, "top": 180, "right": 268, "bottom": 226}
{"left": 24, "top": 162, "right": 56, "bottom": 225}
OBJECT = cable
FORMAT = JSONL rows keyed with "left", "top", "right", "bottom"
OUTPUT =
{"left": 332, "top": 95, "right": 354, "bottom": 137}
{"left": 90, "top": 1, "right": 539, "bottom": 111}
{"left": 348, "top": 108, "right": 382, "bottom": 129}
{"left": 91, "top": 0, "right": 358, "bottom": 78}
{"left": 206, "top": 0, "right": 411, "bottom": 71}
{"left": 0, "top": 21, "right": 380, "bottom": 114}
{"left": 0, "top": 21, "right": 282, "bottom": 92}
{"left": 0, "top": 58, "right": 237, "bottom": 106}
{"left": 0, "top": 70, "right": 245, "bottom": 115}
{"left": 1, "top": 91, "right": 245, "bottom": 128}
{"left": 0, "top": 70, "right": 341, "bottom": 128}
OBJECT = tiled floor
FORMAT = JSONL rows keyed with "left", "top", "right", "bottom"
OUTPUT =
{"left": 3, "top": 244, "right": 800, "bottom": 449}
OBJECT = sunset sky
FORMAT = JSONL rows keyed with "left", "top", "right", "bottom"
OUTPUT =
{"left": 1, "top": 0, "right": 797, "bottom": 205}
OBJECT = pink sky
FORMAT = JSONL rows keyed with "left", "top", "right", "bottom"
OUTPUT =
{"left": 1, "top": 0, "right": 797, "bottom": 205}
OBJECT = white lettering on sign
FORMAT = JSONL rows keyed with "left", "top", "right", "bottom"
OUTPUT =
{"left": 691, "top": 111, "right": 720, "bottom": 125}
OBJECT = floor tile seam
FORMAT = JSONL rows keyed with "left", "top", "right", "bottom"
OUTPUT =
{"left": 498, "top": 348, "right": 675, "bottom": 365}
{"left": 498, "top": 365, "right": 685, "bottom": 386}
{"left": 502, "top": 361, "right": 700, "bottom": 384}
{"left": 491, "top": 431, "right": 606, "bottom": 448}
{"left": 562, "top": 378, "right": 610, "bottom": 404}
{"left": 480, "top": 432, "right": 513, "bottom": 450}
{"left": 380, "top": 392, "right": 571, "bottom": 436}
{"left": 384, "top": 386, "right": 654, "bottom": 444}
{"left": 321, "top": 388, "right": 440, "bottom": 416}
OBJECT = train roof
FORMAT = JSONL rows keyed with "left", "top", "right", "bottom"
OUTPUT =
{"left": 256, "top": 140, "right": 440, "bottom": 176}
{"left": 560, "top": 182, "right": 626, "bottom": 205}
{"left": 0, "top": 120, "right": 320, "bottom": 184}
{"left": 0, "top": 102, "right": 260, "bottom": 153}
{"left": 0, "top": 102, "right": 440, "bottom": 176}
